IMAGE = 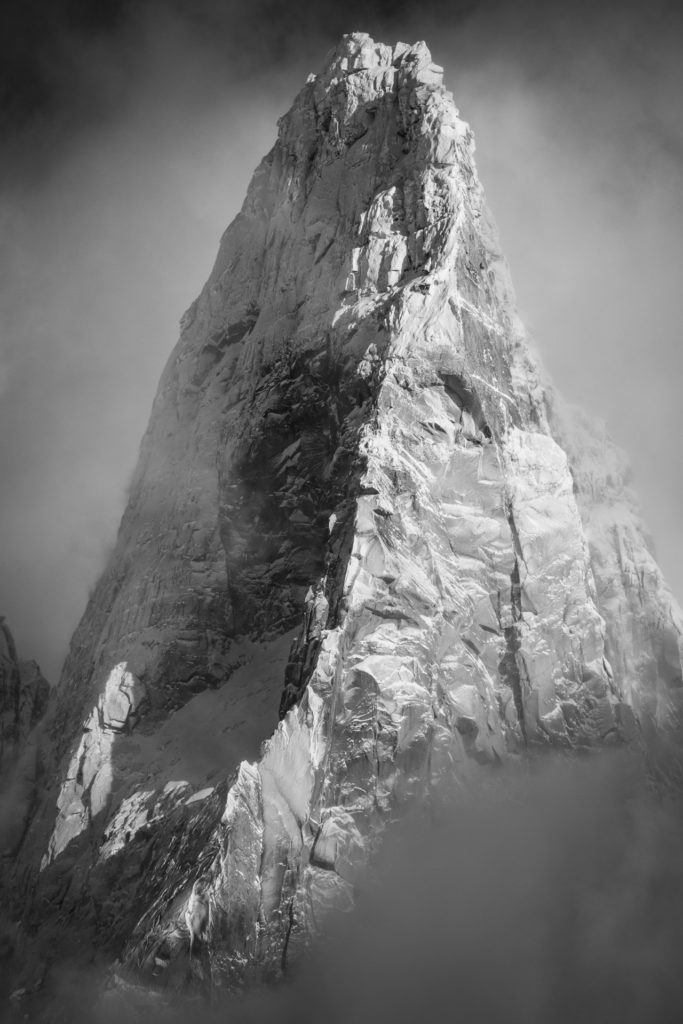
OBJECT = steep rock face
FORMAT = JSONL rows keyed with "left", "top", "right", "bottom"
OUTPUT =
{"left": 10, "top": 32, "right": 683, "bottom": 1001}
{"left": 0, "top": 620, "right": 49, "bottom": 779}
{"left": 0, "top": 622, "right": 50, "bottom": 867}
{"left": 554, "top": 404, "right": 683, "bottom": 764}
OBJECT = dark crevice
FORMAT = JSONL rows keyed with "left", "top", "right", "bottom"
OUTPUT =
{"left": 439, "top": 372, "right": 492, "bottom": 439}
{"left": 314, "top": 235, "right": 336, "bottom": 266}
{"left": 278, "top": 582, "right": 328, "bottom": 720}
{"left": 280, "top": 899, "right": 295, "bottom": 973}
{"left": 498, "top": 555, "right": 528, "bottom": 746}
{"left": 506, "top": 503, "right": 528, "bottom": 572}
{"left": 309, "top": 824, "right": 339, "bottom": 873}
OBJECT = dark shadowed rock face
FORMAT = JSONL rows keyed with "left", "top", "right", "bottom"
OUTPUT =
{"left": 0, "top": 617, "right": 49, "bottom": 968}
{"left": 0, "top": 621, "right": 49, "bottom": 792}
{"left": 4, "top": 31, "right": 683, "bottom": 1012}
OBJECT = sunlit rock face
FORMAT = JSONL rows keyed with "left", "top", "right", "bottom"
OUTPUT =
{"left": 10, "top": 32, "right": 683, "bottom": 999}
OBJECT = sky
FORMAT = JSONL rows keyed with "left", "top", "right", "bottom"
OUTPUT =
{"left": 0, "top": 0, "right": 682, "bottom": 681}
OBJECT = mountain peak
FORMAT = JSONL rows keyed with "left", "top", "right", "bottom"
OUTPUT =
{"left": 319, "top": 32, "right": 434, "bottom": 70}
{"left": 4, "top": 34, "right": 683, "bottom": 1014}
{"left": 305, "top": 32, "right": 444, "bottom": 107}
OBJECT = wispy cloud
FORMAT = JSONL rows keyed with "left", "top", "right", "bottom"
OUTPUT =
{"left": 9, "top": 754, "right": 683, "bottom": 1021}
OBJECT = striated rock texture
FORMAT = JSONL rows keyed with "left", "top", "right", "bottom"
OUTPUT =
{"left": 7, "top": 32, "right": 683, "bottom": 1005}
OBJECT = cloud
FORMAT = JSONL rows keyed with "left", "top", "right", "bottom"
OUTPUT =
{"left": 0, "top": 9, "right": 290, "bottom": 679}
{"left": 9, "top": 752, "right": 683, "bottom": 1022}
{"left": 435, "top": 0, "right": 683, "bottom": 600}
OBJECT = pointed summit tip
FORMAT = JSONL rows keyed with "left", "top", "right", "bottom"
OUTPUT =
{"left": 333, "top": 31, "right": 432, "bottom": 63}
{"left": 312, "top": 33, "right": 439, "bottom": 87}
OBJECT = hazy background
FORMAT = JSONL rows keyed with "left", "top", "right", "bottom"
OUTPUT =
{"left": 1, "top": 0, "right": 682, "bottom": 682}
{"left": 17, "top": 754, "right": 683, "bottom": 1022}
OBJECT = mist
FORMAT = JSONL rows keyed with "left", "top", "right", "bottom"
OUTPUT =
{"left": 11, "top": 753, "right": 683, "bottom": 1023}
{"left": 0, "top": 0, "right": 681, "bottom": 681}
{"left": 0, "top": 9, "right": 291, "bottom": 679}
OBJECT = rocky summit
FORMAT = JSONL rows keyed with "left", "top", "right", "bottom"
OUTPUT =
{"left": 2, "top": 32, "right": 683, "bottom": 1013}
